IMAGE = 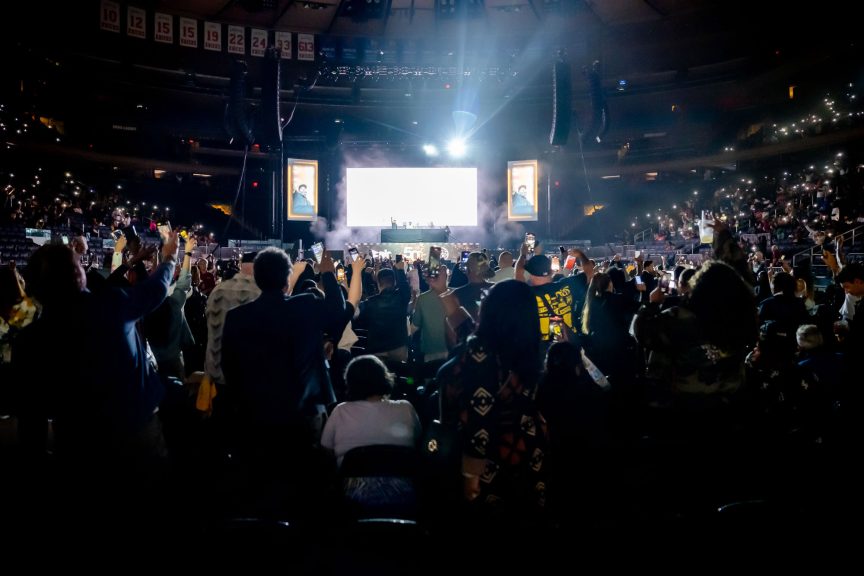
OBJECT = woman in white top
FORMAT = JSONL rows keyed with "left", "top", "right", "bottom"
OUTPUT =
{"left": 321, "top": 355, "right": 421, "bottom": 467}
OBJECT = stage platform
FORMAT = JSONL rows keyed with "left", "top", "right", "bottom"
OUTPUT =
{"left": 380, "top": 228, "right": 449, "bottom": 243}
{"left": 349, "top": 242, "right": 480, "bottom": 262}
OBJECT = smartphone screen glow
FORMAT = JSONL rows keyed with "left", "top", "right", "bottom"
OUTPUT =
{"left": 311, "top": 242, "right": 324, "bottom": 264}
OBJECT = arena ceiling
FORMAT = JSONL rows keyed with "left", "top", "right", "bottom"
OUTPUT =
{"left": 2, "top": 0, "right": 861, "bottom": 178}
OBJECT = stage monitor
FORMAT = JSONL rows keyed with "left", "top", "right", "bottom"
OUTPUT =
{"left": 346, "top": 167, "right": 477, "bottom": 227}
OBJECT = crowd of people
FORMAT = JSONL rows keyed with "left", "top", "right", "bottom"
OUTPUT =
{"left": 644, "top": 154, "right": 864, "bottom": 257}
{"left": 1, "top": 203, "right": 862, "bottom": 560}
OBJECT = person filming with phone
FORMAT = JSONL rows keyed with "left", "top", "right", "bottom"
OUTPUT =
{"left": 515, "top": 241, "right": 588, "bottom": 345}
{"left": 353, "top": 253, "right": 411, "bottom": 362}
{"left": 453, "top": 252, "right": 495, "bottom": 322}
{"left": 220, "top": 246, "right": 350, "bottom": 516}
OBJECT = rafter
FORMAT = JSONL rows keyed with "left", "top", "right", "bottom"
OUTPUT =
{"left": 215, "top": 0, "right": 240, "bottom": 17}
{"left": 327, "top": 0, "right": 345, "bottom": 33}
{"left": 271, "top": 0, "right": 296, "bottom": 27}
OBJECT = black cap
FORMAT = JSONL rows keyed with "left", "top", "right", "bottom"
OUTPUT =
{"left": 240, "top": 251, "right": 259, "bottom": 264}
{"left": 524, "top": 254, "right": 552, "bottom": 277}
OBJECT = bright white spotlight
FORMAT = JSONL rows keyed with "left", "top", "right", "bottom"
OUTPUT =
{"left": 447, "top": 138, "right": 466, "bottom": 157}
{"left": 423, "top": 143, "right": 439, "bottom": 157}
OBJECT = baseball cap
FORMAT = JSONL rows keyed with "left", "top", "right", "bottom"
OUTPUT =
{"left": 240, "top": 251, "right": 259, "bottom": 264}
{"left": 524, "top": 254, "right": 552, "bottom": 277}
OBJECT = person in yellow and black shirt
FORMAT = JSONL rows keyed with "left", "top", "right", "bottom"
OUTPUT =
{"left": 515, "top": 244, "right": 588, "bottom": 343}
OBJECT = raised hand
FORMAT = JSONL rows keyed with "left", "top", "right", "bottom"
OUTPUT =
{"left": 429, "top": 265, "right": 448, "bottom": 292}
{"left": 132, "top": 243, "right": 157, "bottom": 264}
{"left": 649, "top": 285, "right": 665, "bottom": 304}
{"left": 319, "top": 250, "right": 336, "bottom": 274}
{"left": 161, "top": 231, "right": 180, "bottom": 262}
{"left": 292, "top": 259, "right": 308, "bottom": 278}
{"left": 708, "top": 216, "right": 728, "bottom": 234}
{"left": 350, "top": 253, "right": 366, "bottom": 276}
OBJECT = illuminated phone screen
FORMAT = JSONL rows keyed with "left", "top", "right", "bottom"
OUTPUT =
{"left": 311, "top": 242, "right": 324, "bottom": 264}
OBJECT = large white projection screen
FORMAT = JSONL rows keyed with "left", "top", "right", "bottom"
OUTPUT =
{"left": 346, "top": 167, "right": 478, "bottom": 227}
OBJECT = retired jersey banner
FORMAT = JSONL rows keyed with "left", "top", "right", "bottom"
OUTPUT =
{"left": 179, "top": 17, "right": 198, "bottom": 48}
{"left": 250, "top": 29, "right": 268, "bottom": 57}
{"left": 96, "top": 5, "right": 322, "bottom": 63}
{"left": 127, "top": 6, "right": 146, "bottom": 39}
{"left": 154, "top": 13, "right": 173, "bottom": 44}
{"left": 227, "top": 25, "right": 245, "bottom": 55}
{"left": 298, "top": 34, "right": 315, "bottom": 61}
{"left": 275, "top": 31, "right": 292, "bottom": 59}
{"left": 204, "top": 22, "right": 222, "bottom": 51}
{"left": 100, "top": 1, "right": 120, "bottom": 33}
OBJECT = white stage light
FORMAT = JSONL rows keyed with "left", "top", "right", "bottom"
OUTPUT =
{"left": 423, "top": 143, "right": 439, "bottom": 156}
{"left": 447, "top": 138, "right": 466, "bottom": 157}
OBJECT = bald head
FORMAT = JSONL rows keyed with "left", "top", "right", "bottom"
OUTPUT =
{"left": 498, "top": 251, "right": 514, "bottom": 269}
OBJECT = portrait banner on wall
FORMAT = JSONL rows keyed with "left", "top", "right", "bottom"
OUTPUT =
{"left": 507, "top": 160, "right": 539, "bottom": 221}
{"left": 287, "top": 160, "right": 318, "bottom": 221}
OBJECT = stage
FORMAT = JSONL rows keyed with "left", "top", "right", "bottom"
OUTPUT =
{"left": 348, "top": 241, "right": 480, "bottom": 263}
{"left": 379, "top": 228, "right": 450, "bottom": 243}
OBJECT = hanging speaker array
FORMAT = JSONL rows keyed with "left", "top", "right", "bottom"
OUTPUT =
{"left": 258, "top": 45, "right": 283, "bottom": 146}
{"left": 549, "top": 59, "right": 572, "bottom": 146}
{"left": 225, "top": 60, "right": 255, "bottom": 146}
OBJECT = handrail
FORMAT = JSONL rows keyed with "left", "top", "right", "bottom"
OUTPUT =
{"left": 791, "top": 223, "right": 864, "bottom": 267}
{"left": 633, "top": 228, "right": 653, "bottom": 244}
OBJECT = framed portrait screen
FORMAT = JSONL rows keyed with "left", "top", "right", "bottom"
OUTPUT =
{"left": 287, "top": 159, "right": 318, "bottom": 221}
{"left": 507, "top": 160, "right": 538, "bottom": 221}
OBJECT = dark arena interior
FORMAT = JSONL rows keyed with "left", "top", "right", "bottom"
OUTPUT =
{"left": 1, "top": 0, "right": 862, "bottom": 569}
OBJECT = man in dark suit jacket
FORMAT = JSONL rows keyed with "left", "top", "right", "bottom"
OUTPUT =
{"left": 221, "top": 247, "right": 347, "bottom": 460}
{"left": 16, "top": 236, "right": 179, "bottom": 458}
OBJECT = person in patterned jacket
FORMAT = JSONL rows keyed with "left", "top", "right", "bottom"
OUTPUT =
{"left": 437, "top": 279, "right": 548, "bottom": 522}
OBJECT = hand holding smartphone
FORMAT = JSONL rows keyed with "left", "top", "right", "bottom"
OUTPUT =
{"left": 348, "top": 246, "right": 360, "bottom": 262}
{"left": 525, "top": 233, "right": 536, "bottom": 254}
{"left": 311, "top": 241, "right": 325, "bottom": 264}
{"left": 427, "top": 246, "right": 442, "bottom": 277}
{"left": 157, "top": 222, "right": 172, "bottom": 242}
{"left": 659, "top": 275, "right": 670, "bottom": 292}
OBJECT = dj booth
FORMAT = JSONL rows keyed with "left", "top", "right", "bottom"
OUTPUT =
{"left": 380, "top": 228, "right": 449, "bottom": 243}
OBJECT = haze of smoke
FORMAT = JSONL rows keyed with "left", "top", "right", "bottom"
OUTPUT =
{"left": 309, "top": 147, "right": 390, "bottom": 250}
